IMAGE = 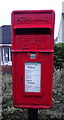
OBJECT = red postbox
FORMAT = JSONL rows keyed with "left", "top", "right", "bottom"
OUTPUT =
{"left": 11, "top": 10, "right": 55, "bottom": 109}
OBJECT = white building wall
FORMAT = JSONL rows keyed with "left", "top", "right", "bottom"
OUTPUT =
{"left": 62, "top": 14, "right": 64, "bottom": 43}
{"left": 56, "top": 17, "right": 62, "bottom": 43}
{"left": 56, "top": 14, "right": 64, "bottom": 43}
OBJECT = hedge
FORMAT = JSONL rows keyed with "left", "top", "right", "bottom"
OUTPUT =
{"left": 54, "top": 43, "right": 64, "bottom": 70}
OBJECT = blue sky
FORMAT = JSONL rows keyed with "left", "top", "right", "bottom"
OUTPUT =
{"left": 0, "top": 0, "right": 63, "bottom": 38}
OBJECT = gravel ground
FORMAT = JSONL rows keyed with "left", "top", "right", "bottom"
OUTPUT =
{"left": 0, "top": 68, "right": 64, "bottom": 120}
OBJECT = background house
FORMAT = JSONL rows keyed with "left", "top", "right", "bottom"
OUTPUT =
{"left": 0, "top": 25, "right": 12, "bottom": 73}
{"left": 55, "top": 13, "right": 64, "bottom": 43}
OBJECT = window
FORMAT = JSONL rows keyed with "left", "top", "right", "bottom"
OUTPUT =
{"left": 1, "top": 47, "right": 11, "bottom": 62}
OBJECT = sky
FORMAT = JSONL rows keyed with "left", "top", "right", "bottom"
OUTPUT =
{"left": 0, "top": 0, "right": 63, "bottom": 39}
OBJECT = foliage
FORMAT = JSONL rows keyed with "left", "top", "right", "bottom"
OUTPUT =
{"left": 54, "top": 43, "right": 64, "bottom": 70}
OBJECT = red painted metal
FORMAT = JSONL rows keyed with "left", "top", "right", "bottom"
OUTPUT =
{"left": 11, "top": 10, "right": 55, "bottom": 109}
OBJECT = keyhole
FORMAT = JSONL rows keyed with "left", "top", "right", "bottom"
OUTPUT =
{"left": 20, "top": 77, "right": 22, "bottom": 81}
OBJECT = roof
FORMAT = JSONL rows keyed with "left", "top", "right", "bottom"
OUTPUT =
{"left": 0, "top": 25, "right": 11, "bottom": 44}
{"left": 54, "top": 37, "right": 58, "bottom": 43}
